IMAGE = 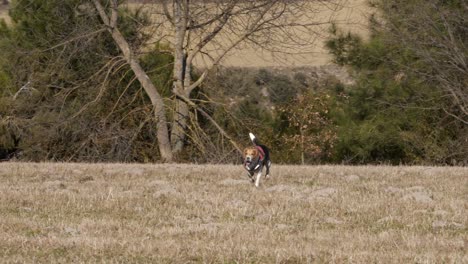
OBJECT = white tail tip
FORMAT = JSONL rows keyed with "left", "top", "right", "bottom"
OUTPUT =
{"left": 249, "top": 132, "right": 256, "bottom": 141}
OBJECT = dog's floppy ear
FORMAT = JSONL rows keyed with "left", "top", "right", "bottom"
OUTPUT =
{"left": 252, "top": 148, "right": 258, "bottom": 157}
{"left": 242, "top": 148, "right": 248, "bottom": 158}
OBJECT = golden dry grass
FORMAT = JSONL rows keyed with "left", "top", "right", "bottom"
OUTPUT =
{"left": 0, "top": 162, "right": 466, "bottom": 263}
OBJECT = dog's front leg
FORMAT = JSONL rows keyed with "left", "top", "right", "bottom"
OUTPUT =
{"left": 265, "top": 161, "right": 271, "bottom": 179}
{"left": 247, "top": 171, "right": 255, "bottom": 183}
{"left": 255, "top": 171, "right": 262, "bottom": 187}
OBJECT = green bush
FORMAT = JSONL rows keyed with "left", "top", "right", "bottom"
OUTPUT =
{"left": 325, "top": 0, "right": 467, "bottom": 164}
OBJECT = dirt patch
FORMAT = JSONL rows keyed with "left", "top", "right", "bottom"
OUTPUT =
{"left": 153, "top": 185, "right": 180, "bottom": 198}
{"left": 309, "top": 187, "right": 337, "bottom": 199}
{"left": 265, "top": 184, "right": 298, "bottom": 193}
{"left": 219, "top": 179, "right": 251, "bottom": 186}
{"left": 344, "top": 174, "right": 361, "bottom": 182}
{"left": 402, "top": 192, "right": 433, "bottom": 203}
{"left": 401, "top": 186, "right": 433, "bottom": 203}
{"left": 432, "top": 221, "right": 464, "bottom": 229}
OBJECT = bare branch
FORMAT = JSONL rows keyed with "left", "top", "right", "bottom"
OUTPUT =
{"left": 173, "top": 91, "right": 242, "bottom": 154}
{"left": 162, "top": 0, "right": 174, "bottom": 25}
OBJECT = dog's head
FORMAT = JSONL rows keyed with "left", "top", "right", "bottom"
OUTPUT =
{"left": 243, "top": 147, "right": 259, "bottom": 165}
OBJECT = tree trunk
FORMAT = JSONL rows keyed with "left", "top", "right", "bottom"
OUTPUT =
{"left": 171, "top": 61, "right": 194, "bottom": 155}
{"left": 93, "top": 0, "right": 173, "bottom": 162}
{"left": 170, "top": 0, "right": 190, "bottom": 155}
{"left": 300, "top": 127, "right": 305, "bottom": 165}
{"left": 171, "top": 94, "right": 190, "bottom": 154}
{"left": 170, "top": 77, "right": 190, "bottom": 156}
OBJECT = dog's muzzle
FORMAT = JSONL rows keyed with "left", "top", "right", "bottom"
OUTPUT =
{"left": 244, "top": 156, "right": 261, "bottom": 171}
{"left": 244, "top": 157, "right": 252, "bottom": 170}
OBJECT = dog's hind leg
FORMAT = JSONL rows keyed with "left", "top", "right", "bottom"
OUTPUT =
{"left": 265, "top": 161, "right": 271, "bottom": 179}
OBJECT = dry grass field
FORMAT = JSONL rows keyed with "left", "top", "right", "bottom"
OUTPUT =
{"left": 0, "top": 162, "right": 466, "bottom": 263}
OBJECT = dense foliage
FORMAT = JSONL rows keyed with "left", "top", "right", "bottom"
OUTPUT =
{"left": 325, "top": 0, "right": 467, "bottom": 164}
{"left": 0, "top": 0, "right": 173, "bottom": 162}
{"left": 203, "top": 67, "right": 341, "bottom": 164}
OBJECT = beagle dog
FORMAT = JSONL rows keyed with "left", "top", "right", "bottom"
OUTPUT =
{"left": 243, "top": 133, "right": 271, "bottom": 187}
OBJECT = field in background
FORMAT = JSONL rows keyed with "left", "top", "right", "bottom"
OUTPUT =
{"left": 131, "top": 0, "right": 372, "bottom": 67}
{"left": 0, "top": 3, "right": 9, "bottom": 24}
{"left": 0, "top": 163, "right": 466, "bottom": 262}
{"left": 0, "top": 1, "right": 371, "bottom": 67}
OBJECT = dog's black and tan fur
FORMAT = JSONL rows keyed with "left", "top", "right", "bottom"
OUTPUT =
{"left": 243, "top": 133, "right": 271, "bottom": 187}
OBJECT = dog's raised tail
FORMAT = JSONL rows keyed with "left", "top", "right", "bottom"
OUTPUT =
{"left": 249, "top": 132, "right": 259, "bottom": 146}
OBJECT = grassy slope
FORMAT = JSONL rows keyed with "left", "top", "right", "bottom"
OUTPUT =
{"left": 0, "top": 163, "right": 466, "bottom": 263}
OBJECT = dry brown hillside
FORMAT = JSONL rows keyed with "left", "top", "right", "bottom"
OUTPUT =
{"left": 132, "top": 0, "right": 372, "bottom": 67}
{"left": 0, "top": 0, "right": 372, "bottom": 67}
{"left": 197, "top": 0, "right": 372, "bottom": 67}
{"left": 0, "top": 2, "right": 9, "bottom": 24}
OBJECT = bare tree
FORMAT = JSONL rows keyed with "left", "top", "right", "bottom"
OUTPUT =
{"left": 153, "top": 0, "right": 344, "bottom": 155}
{"left": 93, "top": 0, "right": 344, "bottom": 161}
{"left": 93, "top": 0, "right": 173, "bottom": 161}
